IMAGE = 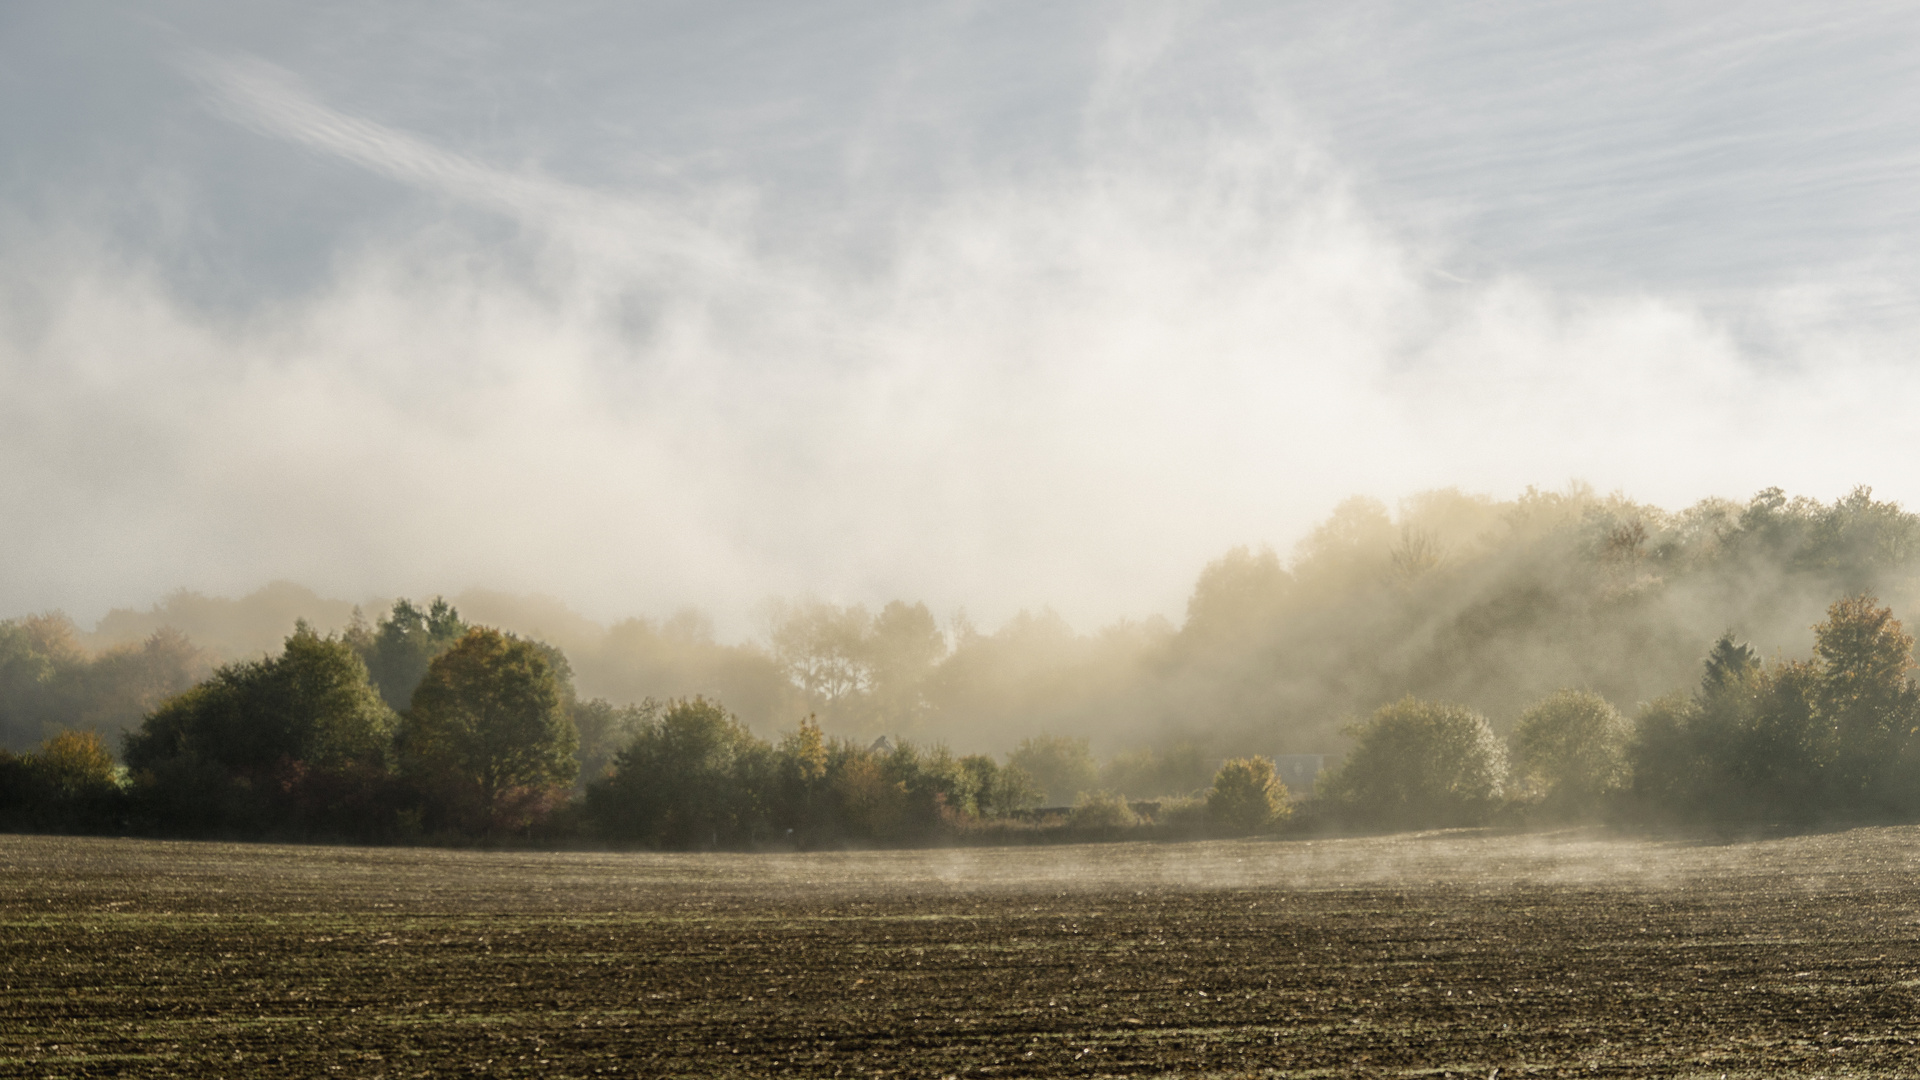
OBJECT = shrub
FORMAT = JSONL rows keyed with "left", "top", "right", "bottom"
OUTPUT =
{"left": 1510, "top": 689, "right": 1631, "bottom": 814}
{"left": 1007, "top": 735, "right": 1098, "bottom": 805}
{"left": 1206, "top": 756, "right": 1290, "bottom": 833}
{"left": 589, "top": 697, "right": 767, "bottom": 847}
{"left": 1068, "top": 789, "right": 1140, "bottom": 831}
{"left": 1319, "top": 697, "right": 1507, "bottom": 828}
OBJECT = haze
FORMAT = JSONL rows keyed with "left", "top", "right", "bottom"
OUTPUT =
{"left": 7, "top": 3, "right": 1920, "bottom": 636}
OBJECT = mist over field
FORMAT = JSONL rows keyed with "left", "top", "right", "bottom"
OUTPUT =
{"left": 8, "top": 3, "right": 1920, "bottom": 641}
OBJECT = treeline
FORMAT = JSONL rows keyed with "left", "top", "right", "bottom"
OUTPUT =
{"left": 12, "top": 592, "right": 1920, "bottom": 843}
{"left": 1304, "top": 593, "right": 1920, "bottom": 831}
{"left": 14, "top": 483, "right": 1920, "bottom": 843}
{"left": 0, "top": 600, "right": 1294, "bottom": 844}
{"left": 0, "top": 615, "right": 207, "bottom": 750}
{"left": 23, "top": 484, "right": 1920, "bottom": 769}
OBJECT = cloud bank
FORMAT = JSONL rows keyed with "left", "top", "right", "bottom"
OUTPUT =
{"left": 5, "top": 4, "right": 1920, "bottom": 637}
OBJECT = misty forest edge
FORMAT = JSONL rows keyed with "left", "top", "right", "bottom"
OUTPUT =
{"left": 8, "top": 483, "right": 1920, "bottom": 846}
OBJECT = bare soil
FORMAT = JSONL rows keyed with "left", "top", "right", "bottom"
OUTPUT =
{"left": 6, "top": 828, "right": 1920, "bottom": 1077}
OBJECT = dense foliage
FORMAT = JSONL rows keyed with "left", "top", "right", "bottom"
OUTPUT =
{"left": 16, "top": 486, "right": 1920, "bottom": 844}
{"left": 587, "top": 701, "right": 1046, "bottom": 848}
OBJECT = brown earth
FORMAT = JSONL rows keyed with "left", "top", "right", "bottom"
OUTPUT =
{"left": 5, "top": 828, "right": 1920, "bottom": 1077}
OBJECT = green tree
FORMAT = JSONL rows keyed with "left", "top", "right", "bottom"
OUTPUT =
{"left": 1206, "top": 756, "right": 1291, "bottom": 833}
{"left": 1320, "top": 698, "right": 1507, "bottom": 828}
{"left": 571, "top": 697, "right": 657, "bottom": 790}
{"left": 123, "top": 624, "right": 396, "bottom": 834}
{"left": 1629, "top": 636, "right": 1826, "bottom": 824}
{"left": 127, "top": 624, "right": 394, "bottom": 776}
{"left": 1813, "top": 595, "right": 1918, "bottom": 802}
{"left": 1700, "top": 632, "right": 1760, "bottom": 697}
{"left": 1007, "top": 734, "right": 1098, "bottom": 805}
{"left": 588, "top": 697, "right": 768, "bottom": 847}
{"left": 399, "top": 628, "right": 577, "bottom": 832}
{"left": 960, "top": 754, "right": 1041, "bottom": 818}
{"left": 358, "top": 598, "right": 468, "bottom": 712}
{"left": 1510, "top": 689, "right": 1631, "bottom": 814}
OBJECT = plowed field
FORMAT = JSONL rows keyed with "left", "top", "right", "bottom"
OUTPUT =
{"left": 7, "top": 828, "right": 1920, "bottom": 1077}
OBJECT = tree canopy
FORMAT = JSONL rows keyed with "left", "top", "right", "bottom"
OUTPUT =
{"left": 399, "top": 627, "right": 578, "bottom": 833}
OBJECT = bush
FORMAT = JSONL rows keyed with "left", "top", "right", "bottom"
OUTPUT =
{"left": 1151, "top": 794, "right": 1211, "bottom": 835}
{"left": 1510, "top": 689, "right": 1631, "bottom": 814}
{"left": 1007, "top": 735, "right": 1098, "bottom": 805}
{"left": 1319, "top": 697, "right": 1507, "bottom": 828}
{"left": 1068, "top": 789, "right": 1140, "bottom": 831}
{"left": 1206, "top": 756, "right": 1290, "bottom": 833}
{"left": 123, "top": 624, "right": 398, "bottom": 837}
{"left": 588, "top": 697, "right": 768, "bottom": 847}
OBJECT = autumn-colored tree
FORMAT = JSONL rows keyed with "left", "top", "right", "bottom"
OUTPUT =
{"left": 29, "top": 729, "right": 119, "bottom": 797}
{"left": 400, "top": 627, "right": 577, "bottom": 833}
{"left": 1813, "top": 595, "right": 1918, "bottom": 800}
{"left": 1206, "top": 756, "right": 1291, "bottom": 833}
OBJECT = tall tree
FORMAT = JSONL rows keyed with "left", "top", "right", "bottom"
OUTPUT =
{"left": 399, "top": 627, "right": 577, "bottom": 831}
{"left": 588, "top": 697, "right": 767, "bottom": 847}
{"left": 1812, "top": 595, "right": 1918, "bottom": 803}
{"left": 357, "top": 598, "right": 468, "bottom": 712}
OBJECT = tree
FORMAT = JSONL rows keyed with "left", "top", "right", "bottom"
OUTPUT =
{"left": 1206, "top": 756, "right": 1291, "bottom": 833}
{"left": 1699, "top": 632, "right": 1760, "bottom": 698}
{"left": 1813, "top": 594, "right": 1918, "bottom": 801}
{"left": 1099, "top": 741, "right": 1212, "bottom": 798}
{"left": 572, "top": 697, "right": 657, "bottom": 790}
{"left": 1180, "top": 546, "right": 1290, "bottom": 642}
{"left": 1007, "top": 735, "right": 1098, "bottom": 805}
{"left": 768, "top": 599, "right": 873, "bottom": 707}
{"left": 960, "top": 754, "right": 1041, "bottom": 818}
{"left": 0, "top": 730, "right": 125, "bottom": 830}
{"left": 356, "top": 598, "right": 468, "bottom": 713}
{"left": 123, "top": 624, "right": 396, "bottom": 834}
{"left": 1319, "top": 697, "right": 1507, "bottom": 827}
{"left": 1510, "top": 689, "right": 1631, "bottom": 813}
{"left": 128, "top": 623, "right": 394, "bottom": 776}
{"left": 399, "top": 627, "right": 577, "bottom": 832}
{"left": 29, "top": 729, "right": 119, "bottom": 797}
{"left": 589, "top": 697, "right": 768, "bottom": 847}
{"left": 1070, "top": 789, "right": 1141, "bottom": 831}
{"left": 866, "top": 601, "right": 946, "bottom": 730}
{"left": 1629, "top": 636, "right": 1825, "bottom": 824}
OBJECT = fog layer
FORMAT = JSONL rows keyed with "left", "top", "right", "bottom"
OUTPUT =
{"left": 7, "top": 4, "right": 1920, "bottom": 635}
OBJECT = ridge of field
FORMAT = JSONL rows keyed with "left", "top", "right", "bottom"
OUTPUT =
{"left": 6, "top": 829, "right": 1920, "bottom": 1076}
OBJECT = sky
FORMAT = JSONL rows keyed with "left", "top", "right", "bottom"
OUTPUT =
{"left": 6, "top": 1, "right": 1920, "bottom": 636}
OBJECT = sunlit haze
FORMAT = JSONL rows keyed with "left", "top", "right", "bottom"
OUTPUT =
{"left": 8, "top": 3, "right": 1920, "bottom": 635}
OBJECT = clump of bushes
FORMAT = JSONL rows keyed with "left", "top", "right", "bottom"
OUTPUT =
{"left": 0, "top": 729, "right": 126, "bottom": 831}
{"left": 1316, "top": 698, "right": 1507, "bottom": 829}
